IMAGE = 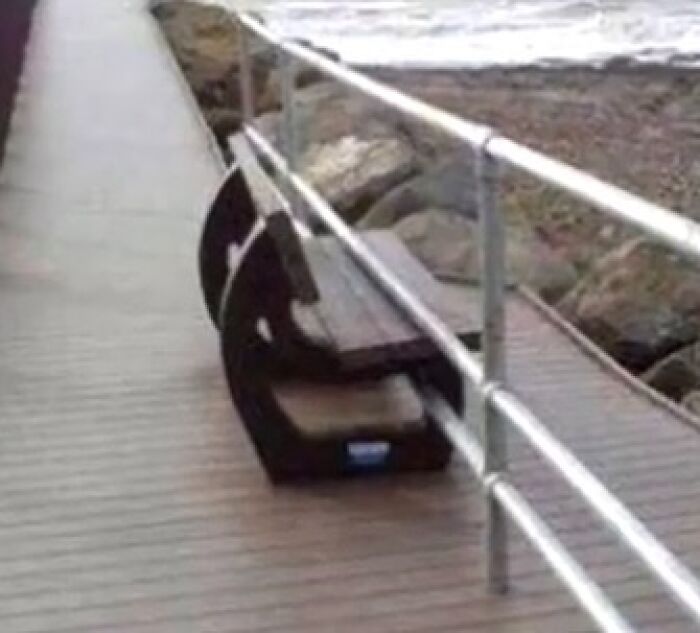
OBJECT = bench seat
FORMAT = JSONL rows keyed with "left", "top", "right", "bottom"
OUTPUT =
{"left": 294, "top": 230, "right": 480, "bottom": 371}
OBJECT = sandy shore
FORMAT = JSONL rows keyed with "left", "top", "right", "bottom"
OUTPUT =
{"left": 372, "top": 64, "right": 700, "bottom": 218}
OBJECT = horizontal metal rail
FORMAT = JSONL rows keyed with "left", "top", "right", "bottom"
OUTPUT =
{"left": 238, "top": 14, "right": 492, "bottom": 147}
{"left": 420, "top": 385, "right": 634, "bottom": 633}
{"left": 487, "top": 138, "right": 700, "bottom": 265}
{"left": 235, "top": 13, "right": 700, "bottom": 631}
{"left": 238, "top": 12, "right": 700, "bottom": 265}
{"left": 491, "top": 384, "right": 700, "bottom": 620}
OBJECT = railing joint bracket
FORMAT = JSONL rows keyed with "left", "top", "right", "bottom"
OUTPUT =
{"left": 483, "top": 471, "right": 503, "bottom": 494}
{"left": 479, "top": 379, "right": 502, "bottom": 405}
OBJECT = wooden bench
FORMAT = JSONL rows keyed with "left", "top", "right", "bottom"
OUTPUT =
{"left": 198, "top": 133, "right": 480, "bottom": 482}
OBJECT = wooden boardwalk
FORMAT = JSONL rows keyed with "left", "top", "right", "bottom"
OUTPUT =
{"left": 2, "top": 0, "right": 700, "bottom": 631}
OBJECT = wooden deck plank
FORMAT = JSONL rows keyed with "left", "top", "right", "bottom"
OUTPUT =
{"left": 1, "top": 1, "right": 700, "bottom": 632}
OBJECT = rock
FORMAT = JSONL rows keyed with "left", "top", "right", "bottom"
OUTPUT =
{"left": 254, "top": 81, "right": 409, "bottom": 156}
{"left": 501, "top": 180, "right": 623, "bottom": 278}
{"left": 153, "top": 1, "right": 248, "bottom": 133}
{"left": 642, "top": 343, "right": 700, "bottom": 402}
{"left": 507, "top": 227, "right": 579, "bottom": 302}
{"left": 393, "top": 209, "right": 480, "bottom": 283}
{"left": 300, "top": 135, "right": 416, "bottom": 224}
{"left": 682, "top": 391, "right": 700, "bottom": 415}
{"left": 154, "top": 3, "right": 243, "bottom": 86}
{"left": 393, "top": 208, "right": 578, "bottom": 300}
{"left": 559, "top": 238, "right": 700, "bottom": 373}
{"left": 153, "top": 1, "right": 288, "bottom": 139}
{"left": 358, "top": 157, "right": 478, "bottom": 230}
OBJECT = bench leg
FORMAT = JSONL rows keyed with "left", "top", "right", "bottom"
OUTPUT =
{"left": 218, "top": 225, "right": 458, "bottom": 482}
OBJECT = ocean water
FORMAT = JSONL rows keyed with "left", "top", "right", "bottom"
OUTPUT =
{"left": 230, "top": 0, "right": 700, "bottom": 68}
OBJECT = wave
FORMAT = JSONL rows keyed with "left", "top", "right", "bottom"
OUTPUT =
{"left": 252, "top": 0, "right": 700, "bottom": 68}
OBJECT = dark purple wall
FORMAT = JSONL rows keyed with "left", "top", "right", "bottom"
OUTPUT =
{"left": 0, "top": 1, "right": 37, "bottom": 164}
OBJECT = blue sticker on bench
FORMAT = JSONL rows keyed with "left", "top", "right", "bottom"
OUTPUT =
{"left": 347, "top": 441, "right": 391, "bottom": 469}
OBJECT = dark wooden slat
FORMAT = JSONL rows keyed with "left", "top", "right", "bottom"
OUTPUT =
{"left": 301, "top": 230, "right": 480, "bottom": 369}
{"left": 273, "top": 374, "right": 425, "bottom": 437}
{"left": 365, "top": 231, "right": 479, "bottom": 333}
{"left": 297, "top": 235, "right": 386, "bottom": 362}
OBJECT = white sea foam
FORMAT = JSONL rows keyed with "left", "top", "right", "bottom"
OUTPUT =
{"left": 220, "top": 0, "right": 700, "bottom": 68}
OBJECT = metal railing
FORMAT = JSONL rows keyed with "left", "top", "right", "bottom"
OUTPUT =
{"left": 234, "top": 12, "right": 700, "bottom": 632}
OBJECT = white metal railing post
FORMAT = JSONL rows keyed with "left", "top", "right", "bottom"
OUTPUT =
{"left": 278, "top": 49, "right": 307, "bottom": 225}
{"left": 476, "top": 145, "right": 509, "bottom": 594}
{"left": 237, "top": 19, "right": 255, "bottom": 125}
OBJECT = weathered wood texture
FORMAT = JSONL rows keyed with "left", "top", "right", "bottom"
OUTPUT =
{"left": 1, "top": 0, "right": 700, "bottom": 631}
{"left": 273, "top": 375, "right": 425, "bottom": 435}
{"left": 298, "top": 230, "right": 480, "bottom": 370}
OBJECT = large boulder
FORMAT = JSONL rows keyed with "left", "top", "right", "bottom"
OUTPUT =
{"left": 558, "top": 238, "right": 700, "bottom": 372}
{"left": 154, "top": 2, "right": 337, "bottom": 142}
{"left": 300, "top": 135, "right": 416, "bottom": 224}
{"left": 153, "top": 1, "right": 276, "bottom": 139}
{"left": 254, "top": 81, "right": 410, "bottom": 155}
{"left": 393, "top": 209, "right": 480, "bottom": 284}
{"left": 358, "top": 157, "right": 478, "bottom": 230}
{"left": 393, "top": 208, "right": 578, "bottom": 300}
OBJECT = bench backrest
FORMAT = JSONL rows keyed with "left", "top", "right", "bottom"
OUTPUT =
{"left": 231, "top": 133, "right": 319, "bottom": 305}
